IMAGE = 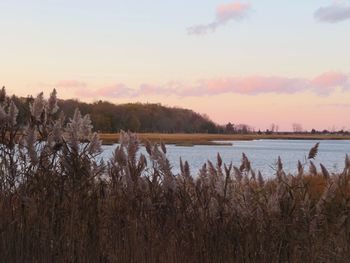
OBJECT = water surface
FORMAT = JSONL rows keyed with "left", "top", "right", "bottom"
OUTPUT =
{"left": 101, "top": 140, "right": 350, "bottom": 177}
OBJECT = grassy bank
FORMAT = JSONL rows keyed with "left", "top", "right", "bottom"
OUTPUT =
{"left": 99, "top": 132, "right": 350, "bottom": 145}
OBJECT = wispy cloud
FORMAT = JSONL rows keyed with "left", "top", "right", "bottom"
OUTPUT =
{"left": 129, "top": 72, "right": 349, "bottom": 97}
{"left": 53, "top": 72, "right": 350, "bottom": 99}
{"left": 311, "top": 71, "right": 349, "bottom": 94}
{"left": 314, "top": 2, "right": 350, "bottom": 23}
{"left": 188, "top": 1, "right": 251, "bottom": 35}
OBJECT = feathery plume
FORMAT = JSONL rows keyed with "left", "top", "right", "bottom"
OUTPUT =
{"left": 308, "top": 142, "right": 320, "bottom": 160}
{"left": 309, "top": 161, "right": 317, "bottom": 176}
{"left": 47, "top": 89, "right": 59, "bottom": 115}
{"left": 8, "top": 101, "right": 19, "bottom": 126}
{"left": 233, "top": 166, "right": 242, "bottom": 182}
{"left": 88, "top": 132, "right": 102, "bottom": 155}
{"left": 160, "top": 142, "right": 167, "bottom": 154}
{"left": 217, "top": 153, "right": 222, "bottom": 168}
{"left": 81, "top": 114, "right": 93, "bottom": 137}
{"left": 240, "top": 153, "right": 251, "bottom": 172}
{"left": 145, "top": 140, "right": 152, "bottom": 155}
{"left": 297, "top": 160, "right": 304, "bottom": 177}
{"left": 277, "top": 156, "right": 283, "bottom": 173}
{"left": 30, "top": 92, "right": 46, "bottom": 121}
{"left": 320, "top": 163, "right": 330, "bottom": 179}
{"left": 0, "top": 86, "right": 6, "bottom": 103}
{"left": 25, "top": 127, "right": 38, "bottom": 164}
{"left": 257, "top": 171, "right": 264, "bottom": 187}
{"left": 345, "top": 154, "right": 350, "bottom": 170}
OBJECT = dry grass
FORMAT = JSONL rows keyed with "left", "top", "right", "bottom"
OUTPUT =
{"left": 1, "top": 90, "right": 350, "bottom": 262}
{"left": 99, "top": 132, "right": 350, "bottom": 145}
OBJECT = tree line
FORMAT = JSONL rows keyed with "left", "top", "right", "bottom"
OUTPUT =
{"left": 6, "top": 88, "right": 253, "bottom": 134}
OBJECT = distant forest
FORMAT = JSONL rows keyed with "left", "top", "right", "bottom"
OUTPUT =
{"left": 5, "top": 89, "right": 348, "bottom": 134}
{"left": 58, "top": 99, "right": 221, "bottom": 133}
{"left": 10, "top": 93, "right": 248, "bottom": 134}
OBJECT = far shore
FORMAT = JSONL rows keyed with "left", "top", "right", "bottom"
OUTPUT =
{"left": 98, "top": 133, "right": 350, "bottom": 146}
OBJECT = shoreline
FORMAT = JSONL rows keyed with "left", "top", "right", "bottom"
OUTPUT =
{"left": 99, "top": 133, "right": 350, "bottom": 146}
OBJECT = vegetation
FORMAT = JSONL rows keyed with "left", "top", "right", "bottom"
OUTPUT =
{"left": 1, "top": 89, "right": 350, "bottom": 262}
{"left": 99, "top": 132, "right": 350, "bottom": 145}
{"left": 6, "top": 91, "right": 220, "bottom": 133}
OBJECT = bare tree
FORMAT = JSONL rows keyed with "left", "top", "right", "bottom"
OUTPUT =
{"left": 292, "top": 123, "right": 303, "bottom": 133}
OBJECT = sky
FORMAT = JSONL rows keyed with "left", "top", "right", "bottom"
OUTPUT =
{"left": 1, "top": 0, "right": 350, "bottom": 131}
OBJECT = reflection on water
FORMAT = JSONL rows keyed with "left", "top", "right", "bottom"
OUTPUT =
{"left": 100, "top": 140, "right": 350, "bottom": 177}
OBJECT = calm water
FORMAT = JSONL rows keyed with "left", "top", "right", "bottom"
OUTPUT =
{"left": 101, "top": 140, "right": 350, "bottom": 177}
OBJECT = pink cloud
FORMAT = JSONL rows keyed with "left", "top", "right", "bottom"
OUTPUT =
{"left": 136, "top": 72, "right": 349, "bottom": 97}
{"left": 217, "top": 2, "right": 251, "bottom": 22}
{"left": 188, "top": 1, "right": 251, "bottom": 35}
{"left": 311, "top": 72, "right": 350, "bottom": 95}
{"left": 201, "top": 76, "right": 307, "bottom": 95}
{"left": 51, "top": 71, "right": 350, "bottom": 99}
{"left": 311, "top": 72, "right": 349, "bottom": 88}
{"left": 53, "top": 81, "right": 134, "bottom": 98}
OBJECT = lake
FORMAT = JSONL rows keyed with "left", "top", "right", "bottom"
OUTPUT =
{"left": 101, "top": 139, "right": 350, "bottom": 177}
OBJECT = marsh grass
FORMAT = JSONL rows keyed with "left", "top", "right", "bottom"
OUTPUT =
{"left": 1, "top": 89, "right": 350, "bottom": 262}
{"left": 99, "top": 132, "right": 350, "bottom": 146}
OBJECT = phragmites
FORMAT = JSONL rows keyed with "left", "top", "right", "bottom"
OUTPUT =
{"left": 345, "top": 154, "right": 350, "bottom": 171}
{"left": 309, "top": 161, "right": 317, "bottom": 176}
{"left": 180, "top": 157, "right": 191, "bottom": 178}
{"left": 52, "top": 119, "right": 64, "bottom": 143}
{"left": 0, "top": 86, "right": 6, "bottom": 103}
{"left": 25, "top": 126, "right": 38, "bottom": 164}
{"left": 233, "top": 166, "right": 243, "bottom": 182}
{"left": 8, "top": 101, "right": 19, "bottom": 126}
{"left": 81, "top": 114, "right": 93, "bottom": 137}
{"left": 66, "top": 109, "right": 93, "bottom": 151}
{"left": 160, "top": 141, "right": 166, "bottom": 154}
{"left": 30, "top": 92, "right": 46, "bottom": 122}
{"left": 0, "top": 96, "right": 18, "bottom": 126}
{"left": 257, "top": 171, "right": 264, "bottom": 187}
{"left": 145, "top": 140, "right": 152, "bottom": 155}
{"left": 277, "top": 156, "right": 283, "bottom": 172}
{"left": 297, "top": 160, "right": 304, "bottom": 177}
{"left": 217, "top": 153, "right": 222, "bottom": 168}
{"left": 119, "top": 130, "right": 130, "bottom": 146}
{"left": 88, "top": 132, "right": 102, "bottom": 155}
{"left": 47, "top": 88, "right": 59, "bottom": 115}
{"left": 1, "top": 89, "right": 350, "bottom": 262}
{"left": 320, "top": 163, "right": 330, "bottom": 179}
{"left": 308, "top": 142, "right": 320, "bottom": 159}
{"left": 0, "top": 106, "right": 6, "bottom": 122}
{"left": 240, "top": 153, "right": 251, "bottom": 172}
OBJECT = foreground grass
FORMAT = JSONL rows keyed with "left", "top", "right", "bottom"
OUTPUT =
{"left": 1, "top": 90, "right": 350, "bottom": 262}
{"left": 1, "top": 131, "right": 350, "bottom": 262}
{"left": 99, "top": 132, "right": 350, "bottom": 145}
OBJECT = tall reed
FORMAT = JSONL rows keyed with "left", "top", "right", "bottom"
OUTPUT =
{"left": 0, "top": 89, "right": 349, "bottom": 262}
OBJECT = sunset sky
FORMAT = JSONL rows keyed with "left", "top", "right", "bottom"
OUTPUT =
{"left": 1, "top": 0, "right": 350, "bottom": 131}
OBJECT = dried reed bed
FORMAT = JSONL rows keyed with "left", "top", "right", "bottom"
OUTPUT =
{"left": 99, "top": 132, "right": 350, "bottom": 145}
{"left": 1, "top": 88, "right": 350, "bottom": 262}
